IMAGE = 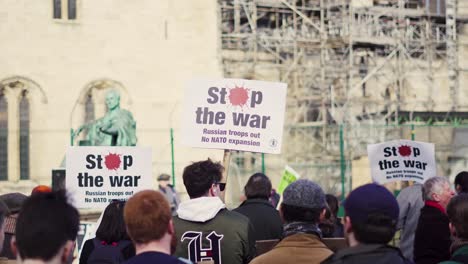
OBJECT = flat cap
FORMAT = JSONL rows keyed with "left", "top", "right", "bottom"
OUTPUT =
{"left": 0, "top": 193, "right": 27, "bottom": 214}
{"left": 157, "top": 174, "right": 171, "bottom": 181}
{"left": 282, "top": 179, "right": 326, "bottom": 209}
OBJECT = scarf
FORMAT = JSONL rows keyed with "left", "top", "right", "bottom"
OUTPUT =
{"left": 425, "top": 200, "right": 447, "bottom": 215}
{"left": 283, "top": 221, "right": 322, "bottom": 238}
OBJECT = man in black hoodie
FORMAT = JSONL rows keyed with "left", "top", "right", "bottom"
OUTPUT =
{"left": 322, "top": 183, "right": 411, "bottom": 264}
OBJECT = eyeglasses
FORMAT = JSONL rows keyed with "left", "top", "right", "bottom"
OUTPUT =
{"left": 214, "top": 182, "right": 226, "bottom": 192}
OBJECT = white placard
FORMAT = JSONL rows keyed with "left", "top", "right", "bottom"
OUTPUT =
{"left": 367, "top": 140, "right": 436, "bottom": 184}
{"left": 181, "top": 78, "right": 287, "bottom": 154}
{"left": 66, "top": 147, "right": 152, "bottom": 208}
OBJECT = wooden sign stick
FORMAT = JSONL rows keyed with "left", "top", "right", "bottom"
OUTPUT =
{"left": 220, "top": 149, "right": 231, "bottom": 202}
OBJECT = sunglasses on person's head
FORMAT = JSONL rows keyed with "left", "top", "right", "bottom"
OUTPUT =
{"left": 214, "top": 182, "right": 226, "bottom": 192}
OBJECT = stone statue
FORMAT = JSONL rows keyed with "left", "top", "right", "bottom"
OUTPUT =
{"left": 74, "top": 90, "right": 137, "bottom": 146}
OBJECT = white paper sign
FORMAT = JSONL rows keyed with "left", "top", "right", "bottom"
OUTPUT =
{"left": 181, "top": 78, "right": 287, "bottom": 154}
{"left": 66, "top": 147, "right": 152, "bottom": 208}
{"left": 367, "top": 140, "right": 436, "bottom": 184}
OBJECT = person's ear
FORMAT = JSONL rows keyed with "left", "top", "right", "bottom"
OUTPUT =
{"left": 168, "top": 219, "right": 175, "bottom": 235}
{"left": 449, "top": 222, "right": 457, "bottom": 237}
{"left": 319, "top": 208, "right": 327, "bottom": 222}
{"left": 279, "top": 204, "right": 285, "bottom": 223}
{"left": 456, "top": 184, "right": 462, "bottom": 194}
{"left": 344, "top": 216, "right": 353, "bottom": 234}
{"left": 10, "top": 236, "right": 17, "bottom": 258}
{"left": 60, "top": 240, "right": 75, "bottom": 264}
{"left": 209, "top": 185, "right": 218, "bottom": 197}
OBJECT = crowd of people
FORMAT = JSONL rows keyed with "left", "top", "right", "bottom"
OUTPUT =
{"left": 0, "top": 160, "right": 468, "bottom": 264}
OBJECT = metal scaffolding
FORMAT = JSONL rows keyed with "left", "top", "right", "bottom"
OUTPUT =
{"left": 219, "top": 0, "right": 468, "bottom": 189}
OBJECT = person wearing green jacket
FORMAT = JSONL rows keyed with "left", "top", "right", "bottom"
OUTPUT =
{"left": 173, "top": 159, "right": 255, "bottom": 264}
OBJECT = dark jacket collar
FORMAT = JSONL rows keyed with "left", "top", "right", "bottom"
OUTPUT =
{"left": 330, "top": 243, "right": 402, "bottom": 259}
{"left": 276, "top": 233, "right": 328, "bottom": 249}
{"left": 239, "top": 198, "right": 273, "bottom": 207}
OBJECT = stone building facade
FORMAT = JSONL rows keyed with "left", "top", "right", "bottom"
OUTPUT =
{"left": 0, "top": 0, "right": 223, "bottom": 193}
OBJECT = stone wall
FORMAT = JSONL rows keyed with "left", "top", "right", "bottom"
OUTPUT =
{"left": 0, "top": 0, "right": 223, "bottom": 194}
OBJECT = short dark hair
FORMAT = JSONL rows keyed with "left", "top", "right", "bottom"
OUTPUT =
{"left": 326, "top": 194, "right": 339, "bottom": 217}
{"left": 319, "top": 206, "right": 335, "bottom": 238}
{"left": 351, "top": 212, "right": 397, "bottom": 244}
{"left": 15, "top": 191, "right": 79, "bottom": 261}
{"left": 96, "top": 200, "right": 129, "bottom": 243}
{"left": 124, "top": 190, "right": 171, "bottom": 244}
{"left": 455, "top": 171, "right": 468, "bottom": 193}
{"left": 281, "top": 203, "right": 321, "bottom": 223}
{"left": 244, "top": 173, "right": 271, "bottom": 200}
{"left": 447, "top": 193, "right": 468, "bottom": 239}
{"left": 183, "top": 159, "right": 223, "bottom": 199}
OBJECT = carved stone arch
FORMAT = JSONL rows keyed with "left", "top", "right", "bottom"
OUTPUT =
{"left": 0, "top": 76, "right": 46, "bottom": 134}
{"left": 0, "top": 76, "right": 48, "bottom": 104}
{"left": 0, "top": 82, "right": 13, "bottom": 101}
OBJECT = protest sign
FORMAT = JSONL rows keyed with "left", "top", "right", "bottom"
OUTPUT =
{"left": 277, "top": 165, "right": 300, "bottom": 194}
{"left": 66, "top": 147, "right": 152, "bottom": 208}
{"left": 367, "top": 140, "right": 436, "bottom": 184}
{"left": 181, "top": 78, "right": 287, "bottom": 154}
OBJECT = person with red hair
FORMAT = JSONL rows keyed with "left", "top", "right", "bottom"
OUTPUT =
{"left": 124, "top": 190, "right": 188, "bottom": 264}
{"left": 31, "top": 185, "right": 52, "bottom": 195}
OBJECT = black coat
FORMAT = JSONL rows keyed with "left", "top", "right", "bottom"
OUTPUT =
{"left": 234, "top": 198, "right": 283, "bottom": 241}
{"left": 413, "top": 204, "right": 451, "bottom": 264}
{"left": 321, "top": 244, "right": 412, "bottom": 264}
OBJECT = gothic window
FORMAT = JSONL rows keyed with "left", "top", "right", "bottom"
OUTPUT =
{"left": 68, "top": 0, "right": 77, "bottom": 19}
{"left": 0, "top": 92, "right": 7, "bottom": 181}
{"left": 53, "top": 0, "right": 61, "bottom": 19}
{"left": 19, "top": 91, "right": 30, "bottom": 180}
{"left": 53, "top": 0, "right": 77, "bottom": 20}
{"left": 84, "top": 92, "right": 95, "bottom": 123}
